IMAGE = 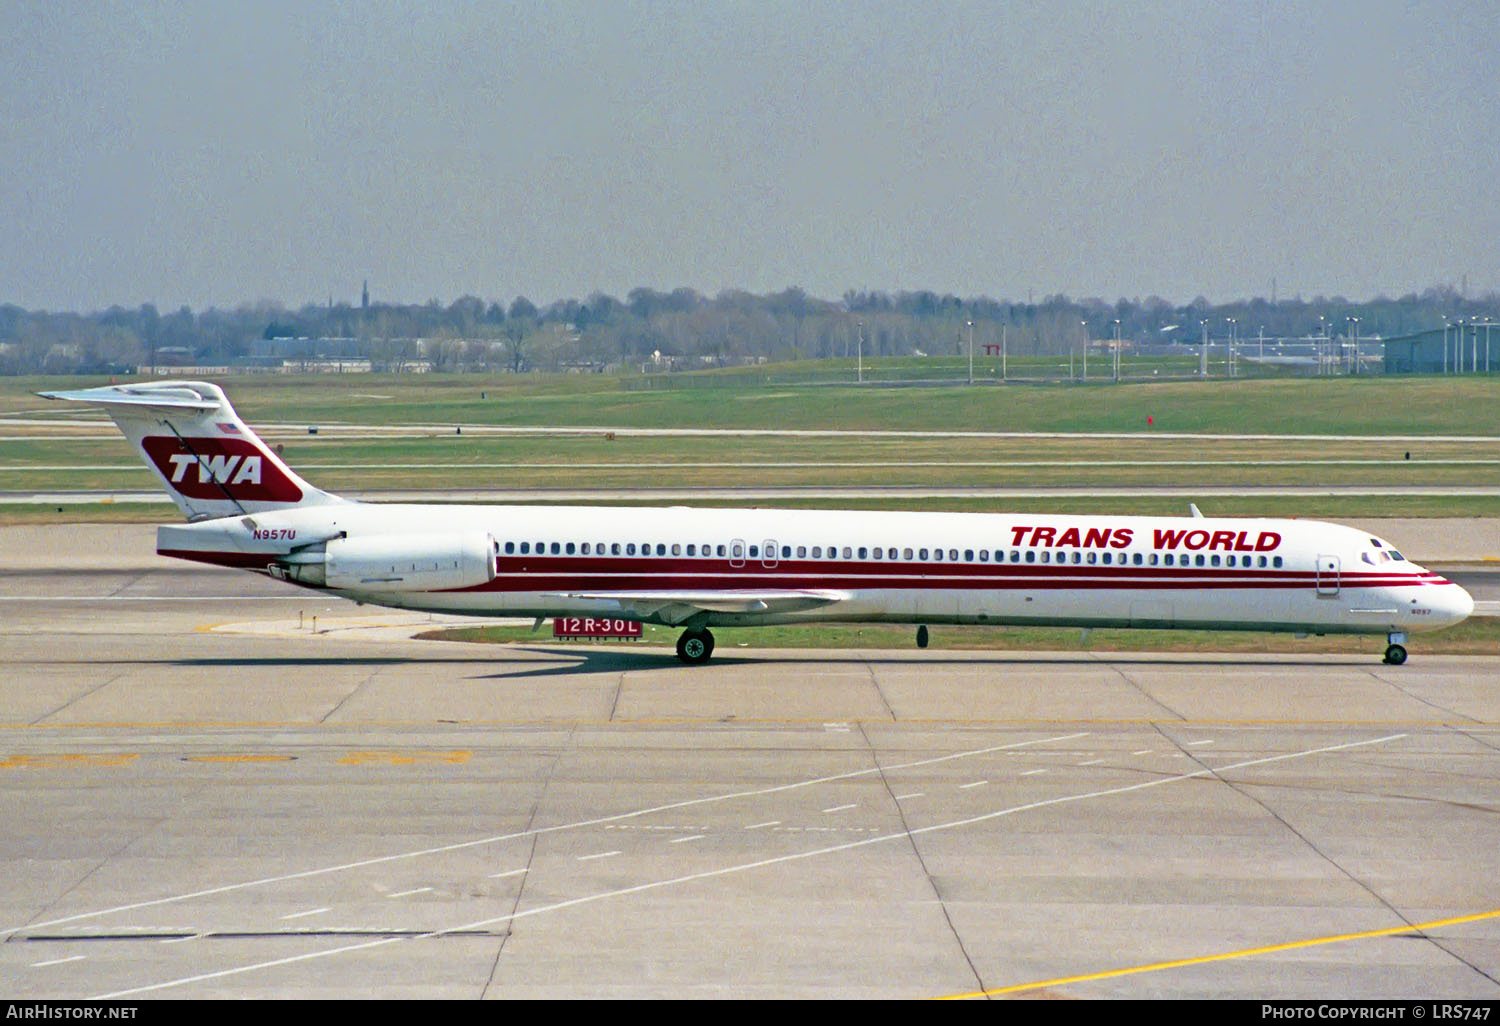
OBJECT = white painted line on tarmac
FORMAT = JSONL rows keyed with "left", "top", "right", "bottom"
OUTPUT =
{"left": 487, "top": 868, "right": 528, "bottom": 879}
{"left": 280, "top": 907, "right": 330, "bottom": 920}
{"left": 32, "top": 956, "right": 85, "bottom": 968}
{"left": 822, "top": 803, "right": 858, "bottom": 813}
{"left": 959, "top": 780, "right": 988, "bottom": 789}
{"left": 4, "top": 732, "right": 1088, "bottom": 941}
{"left": 387, "top": 888, "right": 432, "bottom": 898}
{"left": 577, "top": 851, "right": 620, "bottom": 862}
{"left": 91, "top": 733, "right": 1406, "bottom": 999}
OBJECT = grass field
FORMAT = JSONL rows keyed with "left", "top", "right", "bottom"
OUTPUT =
{"left": 2, "top": 369, "right": 1498, "bottom": 521}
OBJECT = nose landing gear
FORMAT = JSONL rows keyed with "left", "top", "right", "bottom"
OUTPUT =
{"left": 676, "top": 627, "right": 715, "bottom": 665}
{"left": 1384, "top": 631, "right": 1407, "bottom": 666}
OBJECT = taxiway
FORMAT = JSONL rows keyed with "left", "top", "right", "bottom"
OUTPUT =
{"left": 2, "top": 525, "right": 1498, "bottom": 999}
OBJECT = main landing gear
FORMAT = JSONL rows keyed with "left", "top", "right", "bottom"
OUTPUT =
{"left": 1384, "top": 631, "right": 1408, "bottom": 666}
{"left": 676, "top": 627, "right": 715, "bottom": 665}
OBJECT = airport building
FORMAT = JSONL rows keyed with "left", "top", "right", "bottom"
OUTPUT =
{"left": 1384, "top": 323, "right": 1498, "bottom": 374}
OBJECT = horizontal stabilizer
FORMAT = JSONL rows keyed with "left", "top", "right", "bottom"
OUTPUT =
{"left": 37, "top": 383, "right": 220, "bottom": 411}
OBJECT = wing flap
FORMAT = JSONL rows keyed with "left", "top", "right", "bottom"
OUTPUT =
{"left": 550, "top": 589, "right": 850, "bottom": 625}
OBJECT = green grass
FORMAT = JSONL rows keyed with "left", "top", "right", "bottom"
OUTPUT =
{"left": 5, "top": 369, "right": 1500, "bottom": 435}
{"left": 421, "top": 615, "right": 1500, "bottom": 656}
{"left": 3, "top": 368, "right": 1499, "bottom": 522}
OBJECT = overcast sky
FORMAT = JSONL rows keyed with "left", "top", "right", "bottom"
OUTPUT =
{"left": 2, "top": 0, "right": 1496, "bottom": 312}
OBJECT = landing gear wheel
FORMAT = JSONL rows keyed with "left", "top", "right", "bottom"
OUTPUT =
{"left": 916, "top": 625, "right": 929, "bottom": 649}
{"left": 676, "top": 627, "right": 715, "bottom": 665}
{"left": 1383, "top": 644, "right": 1407, "bottom": 666}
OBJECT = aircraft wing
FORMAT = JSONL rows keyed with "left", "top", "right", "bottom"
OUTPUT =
{"left": 548, "top": 589, "right": 851, "bottom": 625}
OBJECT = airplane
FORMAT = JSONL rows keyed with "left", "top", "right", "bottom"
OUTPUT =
{"left": 40, "top": 380, "right": 1473, "bottom": 666}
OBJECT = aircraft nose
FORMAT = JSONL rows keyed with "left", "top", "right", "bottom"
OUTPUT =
{"left": 1436, "top": 580, "right": 1475, "bottom": 627}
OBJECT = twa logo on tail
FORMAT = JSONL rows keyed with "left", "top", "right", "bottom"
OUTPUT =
{"left": 141, "top": 436, "right": 303, "bottom": 503}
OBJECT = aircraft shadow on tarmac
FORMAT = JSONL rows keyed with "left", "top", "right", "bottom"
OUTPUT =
{"left": 467, "top": 644, "right": 1394, "bottom": 680}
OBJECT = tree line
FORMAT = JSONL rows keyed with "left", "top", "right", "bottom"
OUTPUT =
{"left": 1, "top": 284, "right": 1496, "bottom": 375}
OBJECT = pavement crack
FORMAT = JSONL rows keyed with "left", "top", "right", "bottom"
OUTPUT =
{"left": 857, "top": 722, "right": 986, "bottom": 996}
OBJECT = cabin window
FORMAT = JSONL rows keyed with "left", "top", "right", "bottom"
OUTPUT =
{"left": 979, "top": 549, "right": 989, "bottom": 562}
{"left": 626, "top": 543, "right": 636, "bottom": 556}
{"left": 1273, "top": 556, "right": 1283, "bottom": 568}
{"left": 841, "top": 547, "right": 852, "bottom": 559}
{"left": 933, "top": 548, "right": 944, "bottom": 562}
{"left": 519, "top": 542, "right": 530, "bottom": 555}
{"left": 904, "top": 548, "right": 914, "bottom": 560}
{"left": 1039, "top": 551, "right": 1050, "bottom": 564}
{"left": 581, "top": 543, "right": 591, "bottom": 555}
{"left": 871, "top": 547, "right": 881, "bottom": 560}
{"left": 685, "top": 544, "right": 695, "bottom": 557}
{"left": 783, "top": 545, "right": 792, "bottom": 558}
{"left": 920, "top": 548, "right": 930, "bottom": 560}
{"left": 670, "top": 543, "right": 681, "bottom": 556}
{"left": 812, "top": 546, "right": 822, "bottom": 558}
{"left": 1257, "top": 555, "right": 1267, "bottom": 568}
{"left": 505, "top": 541, "right": 515, "bottom": 555}
{"left": 565, "top": 542, "right": 575, "bottom": 555}
{"left": 1195, "top": 555, "right": 1205, "bottom": 567}
{"left": 1210, "top": 555, "right": 1220, "bottom": 567}
{"left": 1025, "top": 550, "right": 1036, "bottom": 563}
{"left": 1147, "top": 553, "right": 1157, "bottom": 565}
{"left": 1086, "top": 552, "right": 1097, "bottom": 565}
{"left": 796, "top": 546, "right": 806, "bottom": 558}
{"left": 1101, "top": 553, "right": 1111, "bottom": 565}
{"left": 1008, "top": 550, "right": 1019, "bottom": 562}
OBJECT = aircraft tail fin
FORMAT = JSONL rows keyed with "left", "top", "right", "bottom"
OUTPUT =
{"left": 38, "top": 381, "right": 346, "bottom": 521}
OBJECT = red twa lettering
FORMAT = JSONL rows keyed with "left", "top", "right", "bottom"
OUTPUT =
{"left": 141, "top": 436, "right": 302, "bottom": 503}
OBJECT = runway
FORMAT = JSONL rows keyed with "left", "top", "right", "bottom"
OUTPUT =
{"left": 3, "top": 527, "right": 1500, "bottom": 998}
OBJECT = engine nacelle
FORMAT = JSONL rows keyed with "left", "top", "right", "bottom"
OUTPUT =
{"left": 321, "top": 532, "right": 497, "bottom": 592}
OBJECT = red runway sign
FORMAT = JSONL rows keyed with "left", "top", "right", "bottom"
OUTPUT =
{"left": 553, "top": 618, "right": 644, "bottom": 640}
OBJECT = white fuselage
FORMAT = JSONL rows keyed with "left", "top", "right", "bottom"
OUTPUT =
{"left": 156, "top": 502, "right": 1473, "bottom": 637}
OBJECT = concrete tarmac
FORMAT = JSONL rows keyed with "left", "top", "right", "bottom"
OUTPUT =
{"left": 2, "top": 525, "right": 1500, "bottom": 999}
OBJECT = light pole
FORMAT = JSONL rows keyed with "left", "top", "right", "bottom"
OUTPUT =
{"left": 1112, "top": 318, "right": 1121, "bottom": 382}
{"left": 967, "top": 320, "right": 973, "bottom": 385}
{"left": 1080, "top": 321, "right": 1088, "bottom": 380}
{"left": 857, "top": 320, "right": 863, "bottom": 384}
